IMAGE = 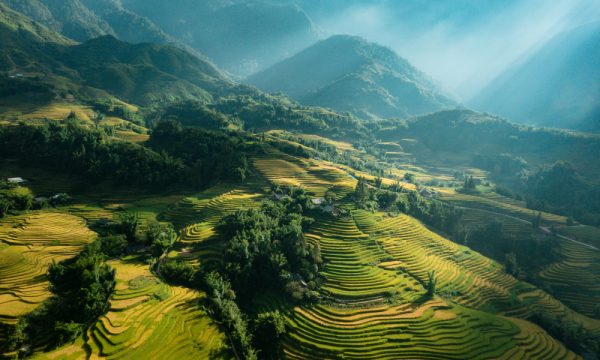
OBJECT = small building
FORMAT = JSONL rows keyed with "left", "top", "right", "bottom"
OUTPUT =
{"left": 419, "top": 187, "right": 438, "bottom": 198}
{"left": 293, "top": 273, "right": 308, "bottom": 287}
{"left": 7, "top": 177, "right": 26, "bottom": 184}
{"left": 272, "top": 193, "right": 290, "bottom": 201}
{"left": 311, "top": 197, "right": 324, "bottom": 206}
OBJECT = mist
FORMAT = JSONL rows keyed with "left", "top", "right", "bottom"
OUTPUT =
{"left": 310, "top": 0, "right": 600, "bottom": 101}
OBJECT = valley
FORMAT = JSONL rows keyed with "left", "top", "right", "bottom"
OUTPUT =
{"left": 1, "top": 1, "right": 600, "bottom": 359}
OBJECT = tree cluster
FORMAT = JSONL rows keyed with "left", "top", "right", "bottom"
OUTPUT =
{"left": 215, "top": 199, "right": 322, "bottom": 302}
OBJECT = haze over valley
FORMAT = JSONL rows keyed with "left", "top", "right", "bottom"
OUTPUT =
{"left": 1, "top": 1, "right": 600, "bottom": 359}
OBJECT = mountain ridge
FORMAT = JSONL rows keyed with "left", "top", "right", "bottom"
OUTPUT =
{"left": 247, "top": 34, "right": 456, "bottom": 120}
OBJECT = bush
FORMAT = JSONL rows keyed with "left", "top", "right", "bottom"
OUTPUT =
{"left": 99, "top": 235, "right": 128, "bottom": 257}
{"left": 160, "top": 260, "right": 196, "bottom": 286}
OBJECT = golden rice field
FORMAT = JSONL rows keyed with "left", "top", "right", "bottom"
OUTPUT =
{"left": 0, "top": 212, "right": 96, "bottom": 323}
{"left": 35, "top": 260, "right": 225, "bottom": 360}
{"left": 163, "top": 182, "right": 264, "bottom": 268}
{"left": 253, "top": 147, "right": 356, "bottom": 199}
{"left": 537, "top": 239, "right": 600, "bottom": 318}
{"left": 279, "top": 208, "right": 582, "bottom": 359}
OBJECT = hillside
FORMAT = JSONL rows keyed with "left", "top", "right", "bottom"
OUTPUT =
{"left": 378, "top": 109, "right": 600, "bottom": 179}
{"left": 2, "top": 3, "right": 600, "bottom": 359}
{"left": 121, "top": 0, "right": 319, "bottom": 76}
{"left": 247, "top": 35, "right": 455, "bottom": 120}
{"left": 0, "top": 4, "right": 231, "bottom": 107}
{"left": 472, "top": 21, "right": 600, "bottom": 132}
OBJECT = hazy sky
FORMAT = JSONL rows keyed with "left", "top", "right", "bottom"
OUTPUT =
{"left": 313, "top": 0, "right": 600, "bottom": 101}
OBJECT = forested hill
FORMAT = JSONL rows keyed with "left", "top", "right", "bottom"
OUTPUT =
{"left": 0, "top": 3, "right": 231, "bottom": 106}
{"left": 378, "top": 109, "right": 600, "bottom": 178}
{"left": 247, "top": 35, "right": 456, "bottom": 120}
{"left": 0, "top": 0, "right": 320, "bottom": 77}
{"left": 0, "top": 0, "right": 175, "bottom": 45}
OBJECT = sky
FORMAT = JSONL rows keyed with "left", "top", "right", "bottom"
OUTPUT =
{"left": 312, "top": 0, "right": 600, "bottom": 101}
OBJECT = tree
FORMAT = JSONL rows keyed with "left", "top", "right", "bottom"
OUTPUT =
{"left": 354, "top": 177, "right": 371, "bottom": 204}
{"left": 99, "top": 235, "right": 128, "bottom": 257}
{"left": 253, "top": 311, "right": 286, "bottom": 359}
{"left": 426, "top": 270, "right": 437, "bottom": 297}
{"left": 404, "top": 173, "right": 415, "bottom": 183}
{"left": 204, "top": 272, "right": 256, "bottom": 360}
{"left": 532, "top": 212, "right": 542, "bottom": 229}
{"left": 150, "top": 227, "right": 177, "bottom": 257}
{"left": 160, "top": 260, "right": 196, "bottom": 286}
{"left": 505, "top": 252, "right": 518, "bottom": 276}
{"left": 118, "top": 212, "right": 139, "bottom": 242}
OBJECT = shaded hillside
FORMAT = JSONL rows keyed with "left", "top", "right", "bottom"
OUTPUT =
{"left": 0, "top": 4, "right": 231, "bottom": 107}
{"left": 121, "top": 0, "right": 319, "bottom": 76}
{"left": 378, "top": 109, "right": 600, "bottom": 179}
{"left": 0, "top": 0, "right": 177, "bottom": 46}
{"left": 472, "top": 21, "right": 600, "bottom": 132}
{"left": 1, "top": 0, "right": 114, "bottom": 41}
{"left": 247, "top": 35, "right": 455, "bottom": 120}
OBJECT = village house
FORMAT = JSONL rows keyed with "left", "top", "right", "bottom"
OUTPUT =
{"left": 7, "top": 177, "right": 26, "bottom": 185}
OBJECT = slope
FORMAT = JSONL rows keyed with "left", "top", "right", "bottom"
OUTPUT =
{"left": 0, "top": 4, "right": 232, "bottom": 107}
{"left": 247, "top": 35, "right": 455, "bottom": 120}
{"left": 121, "top": 0, "right": 319, "bottom": 76}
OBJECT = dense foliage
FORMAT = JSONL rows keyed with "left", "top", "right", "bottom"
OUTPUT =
{"left": 216, "top": 197, "right": 322, "bottom": 302}
{"left": 203, "top": 272, "right": 257, "bottom": 360}
{"left": 0, "top": 182, "right": 34, "bottom": 218}
{"left": 147, "top": 119, "right": 250, "bottom": 184}
{"left": 524, "top": 161, "right": 600, "bottom": 225}
{"left": 0, "top": 120, "right": 185, "bottom": 188}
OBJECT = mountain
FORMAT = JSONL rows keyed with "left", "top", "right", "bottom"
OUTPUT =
{"left": 472, "top": 21, "right": 600, "bottom": 132}
{"left": 0, "top": 0, "right": 178, "bottom": 46}
{"left": 0, "top": 3, "right": 231, "bottom": 107}
{"left": 1, "top": 0, "right": 114, "bottom": 41}
{"left": 120, "top": 0, "right": 319, "bottom": 77}
{"left": 247, "top": 35, "right": 455, "bottom": 120}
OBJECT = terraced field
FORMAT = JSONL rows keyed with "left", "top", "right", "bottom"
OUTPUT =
{"left": 438, "top": 189, "right": 567, "bottom": 225}
{"left": 253, "top": 148, "right": 356, "bottom": 199}
{"left": 352, "top": 210, "right": 518, "bottom": 309}
{"left": 36, "top": 260, "right": 225, "bottom": 360}
{"left": 538, "top": 240, "right": 600, "bottom": 318}
{"left": 0, "top": 212, "right": 96, "bottom": 324}
{"left": 306, "top": 215, "right": 412, "bottom": 302}
{"left": 281, "top": 207, "right": 580, "bottom": 359}
{"left": 162, "top": 182, "right": 265, "bottom": 268}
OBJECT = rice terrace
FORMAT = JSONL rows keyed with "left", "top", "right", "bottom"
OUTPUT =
{"left": 1, "top": 0, "right": 600, "bottom": 359}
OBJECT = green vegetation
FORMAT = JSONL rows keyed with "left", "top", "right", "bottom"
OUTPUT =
{"left": 248, "top": 35, "right": 455, "bottom": 119}
{"left": 7, "top": 241, "right": 115, "bottom": 353}
{"left": 1, "top": 3, "right": 600, "bottom": 359}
